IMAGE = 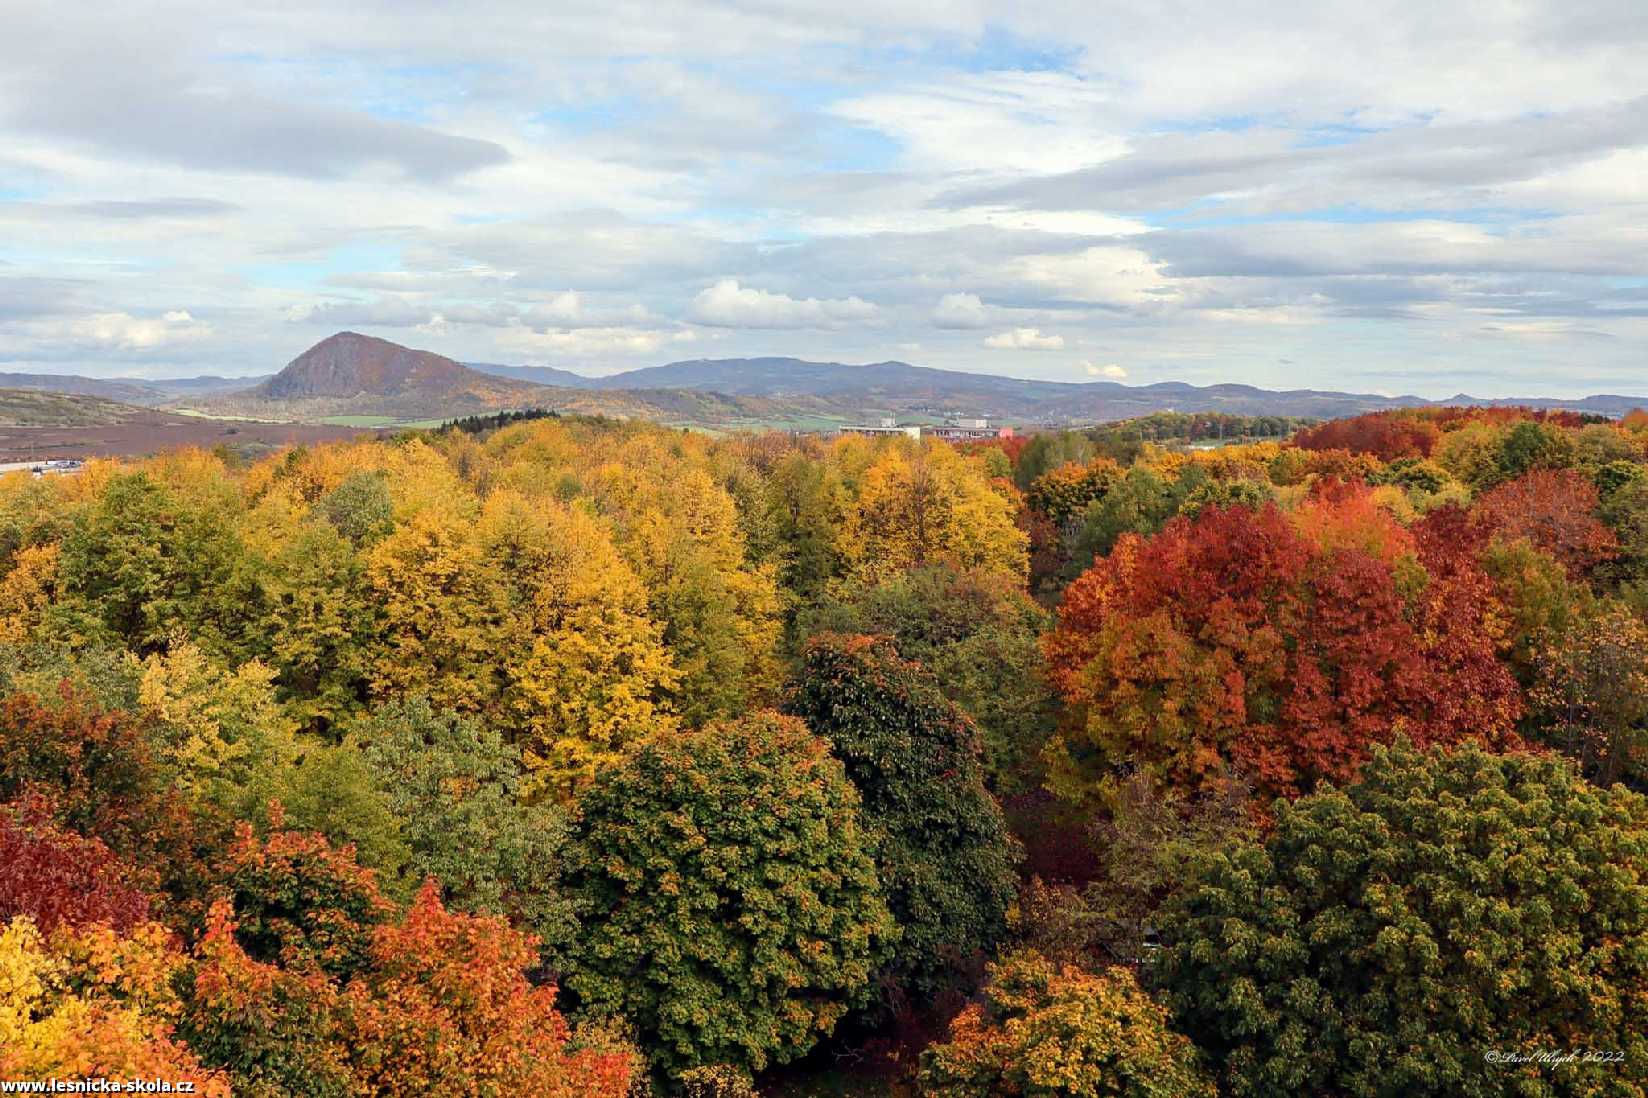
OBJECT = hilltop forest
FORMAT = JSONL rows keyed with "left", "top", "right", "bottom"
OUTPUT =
{"left": 2, "top": 405, "right": 1647, "bottom": 1096}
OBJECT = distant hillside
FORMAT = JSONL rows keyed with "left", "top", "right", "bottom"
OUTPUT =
{"left": 464, "top": 361, "right": 592, "bottom": 387}
{"left": 206, "top": 332, "right": 546, "bottom": 419}
{"left": 0, "top": 371, "right": 272, "bottom": 406}
{"left": 152, "top": 374, "right": 273, "bottom": 399}
{"left": 0, "top": 387, "right": 156, "bottom": 427}
{"left": 468, "top": 355, "right": 1648, "bottom": 423}
{"left": 201, "top": 333, "right": 789, "bottom": 425}
{"left": 0, "top": 372, "right": 163, "bottom": 405}
{"left": 254, "top": 331, "right": 535, "bottom": 402}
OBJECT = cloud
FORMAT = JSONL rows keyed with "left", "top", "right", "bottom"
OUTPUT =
{"left": 984, "top": 327, "right": 1065, "bottom": 350}
{"left": 1084, "top": 361, "right": 1127, "bottom": 378}
{"left": 528, "top": 292, "right": 585, "bottom": 326}
{"left": 946, "top": 98, "right": 1648, "bottom": 217}
{"left": 831, "top": 71, "right": 1127, "bottom": 176}
{"left": 931, "top": 292, "right": 993, "bottom": 329}
{"left": 0, "top": 8, "right": 508, "bottom": 184}
{"left": 38, "top": 309, "right": 214, "bottom": 351}
{"left": 690, "top": 279, "right": 880, "bottom": 329}
{"left": 288, "top": 298, "right": 433, "bottom": 328}
{"left": 69, "top": 198, "right": 240, "bottom": 219}
{"left": 495, "top": 324, "right": 694, "bottom": 357}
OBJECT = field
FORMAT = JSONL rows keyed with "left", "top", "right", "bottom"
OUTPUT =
{"left": 317, "top": 414, "right": 449, "bottom": 428}
{"left": 0, "top": 416, "right": 390, "bottom": 463}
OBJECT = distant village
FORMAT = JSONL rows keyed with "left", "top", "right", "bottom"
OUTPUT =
{"left": 838, "top": 417, "right": 1014, "bottom": 441}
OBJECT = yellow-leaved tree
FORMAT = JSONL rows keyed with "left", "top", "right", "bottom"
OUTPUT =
{"left": 0, "top": 918, "right": 228, "bottom": 1091}
{"left": 479, "top": 490, "right": 680, "bottom": 802}
{"left": 136, "top": 635, "right": 295, "bottom": 810}
{"left": 838, "top": 440, "right": 1027, "bottom": 584}
{"left": 585, "top": 437, "right": 784, "bottom": 725}
{"left": 0, "top": 543, "right": 59, "bottom": 645}
{"left": 365, "top": 499, "right": 506, "bottom": 717}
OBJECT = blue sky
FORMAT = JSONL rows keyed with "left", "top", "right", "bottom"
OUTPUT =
{"left": 1, "top": 0, "right": 1645, "bottom": 396}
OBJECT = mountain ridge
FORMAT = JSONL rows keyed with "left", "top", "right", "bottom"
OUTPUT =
{"left": 6, "top": 337, "right": 1644, "bottom": 426}
{"left": 464, "top": 354, "right": 1647, "bottom": 420}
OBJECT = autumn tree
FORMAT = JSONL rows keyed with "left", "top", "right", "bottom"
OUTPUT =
{"left": 1495, "top": 418, "right": 1577, "bottom": 482}
{"left": 135, "top": 636, "right": 295, "bottom": 811}
{"left": 1025, "top": 458, "right": 1123, "bottom": 528}
{"left": 318, "top": 470, "right": 395, "bottom": 546}
{"left": 1, "top": 916, "right": 229, "bottom": 1092}
{"left": 1071, "top": 464, "right": 1181, "bottom": 560}
{"left": 839, "top": 440, "right": 1027, "bottom": 584}
{"left": 0, "top": 687, "right": 226, "bottom": 920}
{"left": 918, "top": 951, "right": 1215, "bottom": 1098}
{"left": 1046, "top": 500, "right": 1521, "bottom": 805}
{"left": 364, "top": 501, "right": 505, "bottom": 716}
{"left": 353, "top": 697, "right": 575, "bottom": 955}
{"left": 267, "top": 742, "right": 412, "bottom": 892}
{"left": 786, "top": 634, "right": 1020, "bottom": 1001}
{"left": 180, "top": 886, "right": 639, "bottom": 1098}
{"left": 561, "top": 712, "right": 896, "bottom": 1080}
{"left": 1157, "top": 741, "right": 1648, "bottom": 1097}
{"left": 1291, "top": 411, "right": 1439, "bottom": 461}
{"left": 53, "top": 472, "right": 248, "bottom": 655}
{"left": 796, "top": 563, "right": 1057, "bottom": 791}
{"left": 342, "top": 882, "right": 638, "bottom": 1097}
{"left": 1083, "top": 772, "right": 1255, "bottom": 964}
{"left": 177, "top": 899, "right": 355, "bottom": 1096}
{"left": 760, "top": 446, "right": 848, "bottom": 608}
{"left": 1598, "top": 470, "right": 1648, "bottom": 605}
{"left": 478, "top": 490, "right": 680, "bottom": 801}
{"left": 1435, "top": 419, "right": 1513, "bottom": 487}
{"left": 1479, "top": 537, "right": 1591, "bottom": 684}
{"left": 258, "top": 520, "right": 377, "bottom": 732}
{"left": 581, "top": 439, "right": 784, "bottom": 725}
{"left": 1474, "top": 468, "right": 1618, "bottom": 578}
{"left": 0, "top": 542, "right": 59, "bottom": 645}
{"left": 0, "top": 793, "right": 150, "bottom": 933}
{"left": 1530, "top": 602, "right": 1648, "bottom": 786}
{"left": 1013, "top": 431, "right": 1097, "bottom": 490}
{"left": 218, "top": 812, "right": 394, "bottom": 981}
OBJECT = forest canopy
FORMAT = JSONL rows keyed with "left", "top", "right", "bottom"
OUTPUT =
{"left": 2, "top": 403, "right": 1646, "bottom": 1094}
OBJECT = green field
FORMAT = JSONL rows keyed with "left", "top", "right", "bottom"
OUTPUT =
{"left": 317, "top": 415, "right": 448, "bottom": 429}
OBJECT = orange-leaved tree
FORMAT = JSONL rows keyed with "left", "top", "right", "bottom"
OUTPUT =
{"left": 1045, "top": 497, "right": 1521, "bottom": 805}
{"left": 180, "top": 820, "right": 639, "bottom": 1096}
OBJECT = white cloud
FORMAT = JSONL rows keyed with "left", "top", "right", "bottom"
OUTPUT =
{"left": 54, "top": 310, "right": 213, "bottom": 351}
{"left": 832, "top": 71, "right": 1127, "bottom": 177}
{"left": 1010, "top": 246, "right": 1179, "bottom": 309}
{"left": 530, "top": 291, "right": 583, "bottom": 325}
{"left": 690, "top": 278, "right": 879, "bottom": 329}
{"left": 932, "top": 291, "right": 992, "bottom": 329}
{"left": 984, "top": 327, "right": 1065, "bottom": 350}
{"left": 1084, "top": 361, "right": 1127, "bottom": 378}
{"left": 288, "top": 298, "right": 432, "bottom": 327}
{"left": 495, "top": 324, "right": 686, "bottom": 357}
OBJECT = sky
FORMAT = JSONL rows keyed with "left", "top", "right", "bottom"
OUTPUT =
{"left": 1, "top": 1, "right": 1645, "bottom": 397}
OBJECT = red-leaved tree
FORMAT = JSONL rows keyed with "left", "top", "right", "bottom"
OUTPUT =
{"left": 1046, "top": 500, "right": 1522, "bottom": 806}
{"left": 1473, "top": 469, "right": 1618, "bottom": 578}
{"left": 1292, "top": 412, "right": 1440, "bottom": 461}
{"left": 0, "top": 792, "right": 151, "bottom": 933}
